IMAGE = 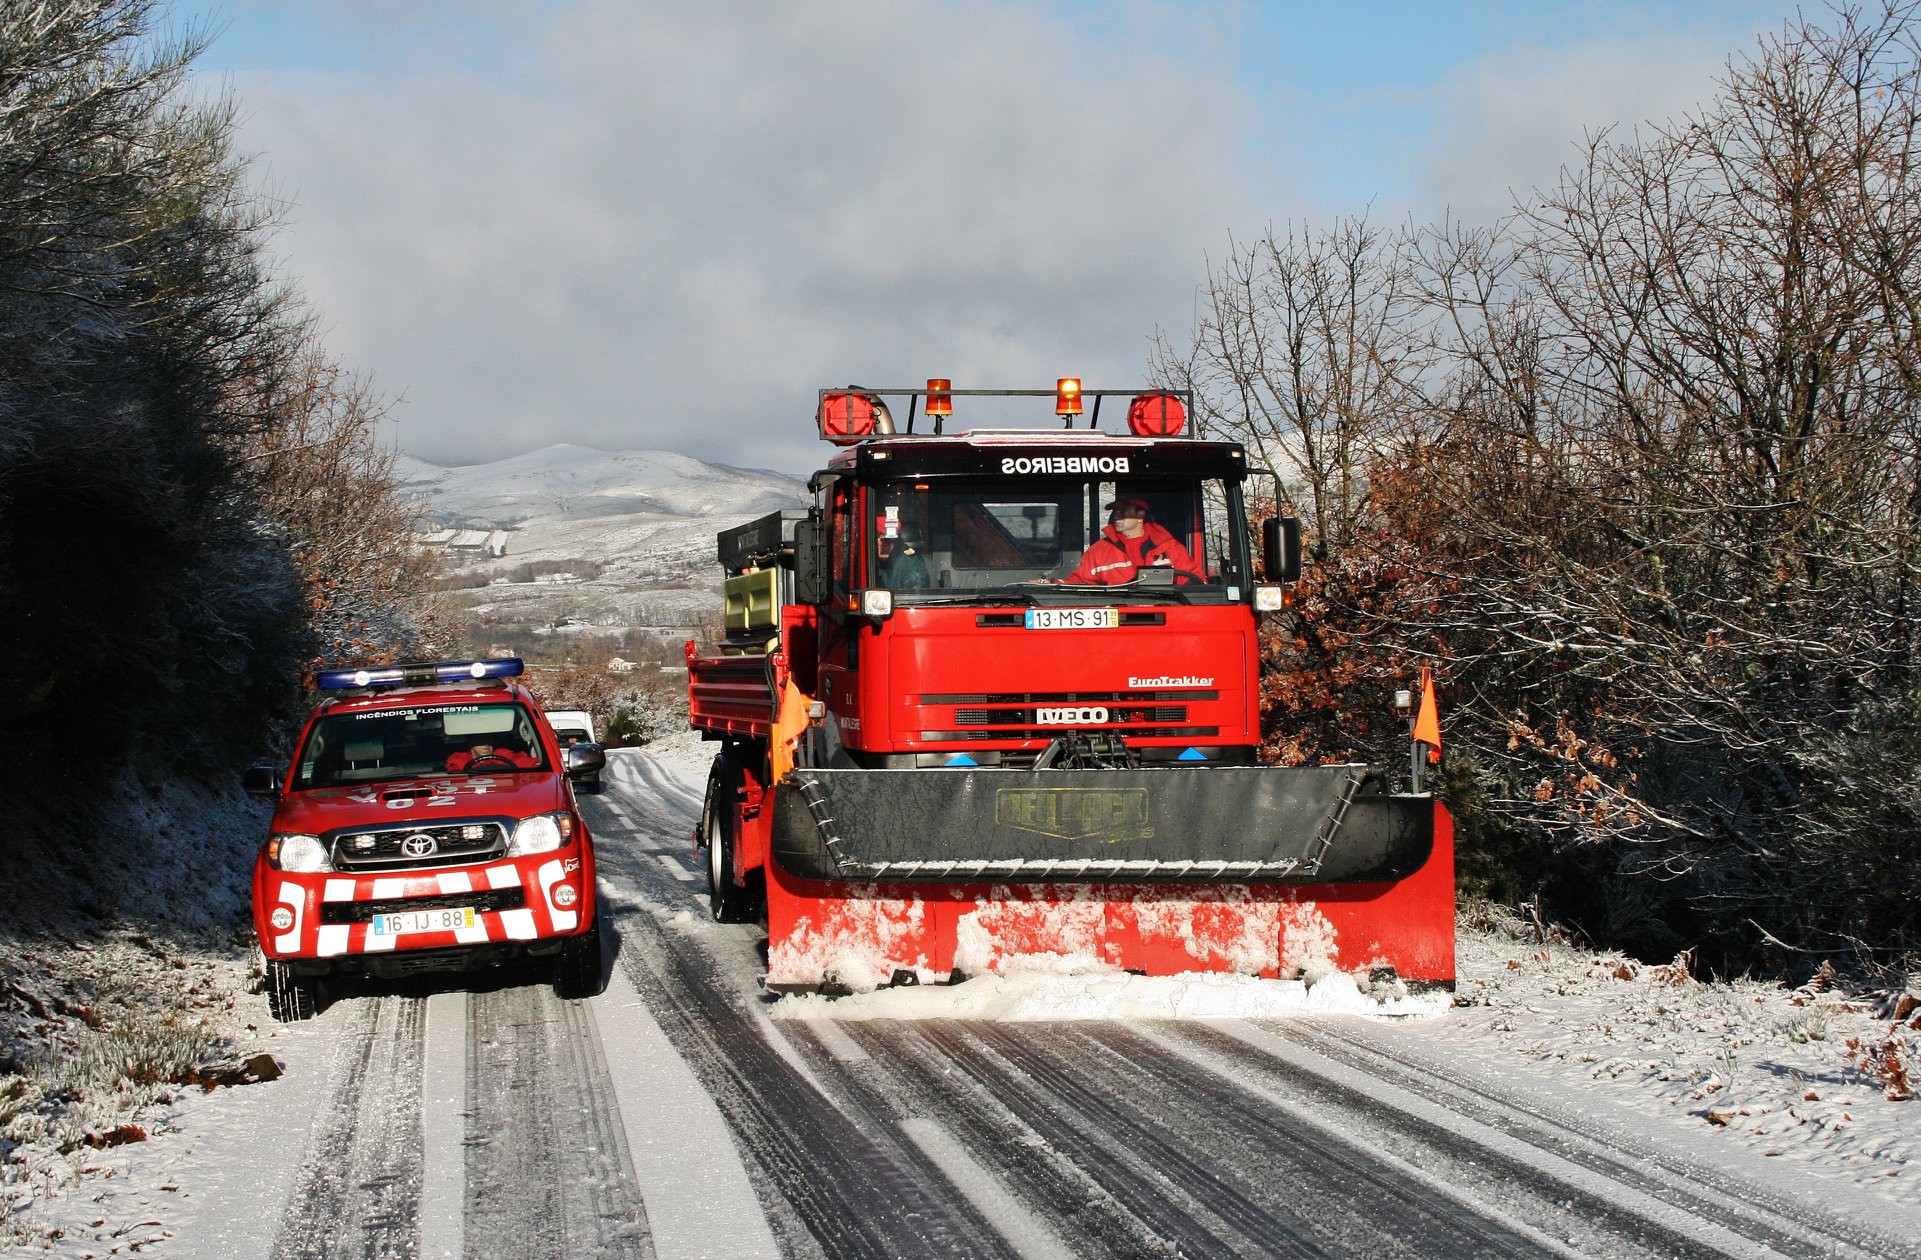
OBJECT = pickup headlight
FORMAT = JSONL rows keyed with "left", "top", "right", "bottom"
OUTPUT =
{"left": 268, "top": 833, "right": 331, "bottom": 873}
{"left": 510, "top": 811, "right": 576, "bottom": 855}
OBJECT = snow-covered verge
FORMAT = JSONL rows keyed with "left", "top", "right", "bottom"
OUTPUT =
{"left": 1446, "top": 915, "right": 1919, "bottom": 1198}
{"left": 0, "top": 775, "right": 271, "bottom": 1253}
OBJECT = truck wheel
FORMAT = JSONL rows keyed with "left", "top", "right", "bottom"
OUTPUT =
{"left": 554, "top": 918, "right": 605, "bottom": 999}
{"left": 704, "top": 770, "right": 753, "bottom": 924}
{"left": 265, "top": 960, "right": 318, "bottom": 1023}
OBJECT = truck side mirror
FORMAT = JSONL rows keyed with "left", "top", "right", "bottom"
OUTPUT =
{"left": 794, "top": 514, "right": 826, "bottom": 605}
{"left": 243, "top": 764, "right": 281, "bottom": 798}
{"left": 1262, "top": 516, "right": 1303, "bottom": 584}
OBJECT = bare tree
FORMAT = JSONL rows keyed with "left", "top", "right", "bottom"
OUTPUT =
{"left": 1166, "top": 4, "right": 1921, "bottom": 968}
{"left": 1154, "top": 214, "right": 1435, "bottom": 554}
{"left": 1410, "top": 2, "right": 1921, "bottom": 966}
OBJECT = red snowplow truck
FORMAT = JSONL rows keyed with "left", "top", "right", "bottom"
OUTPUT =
{"left": 687, "top": 380, "right": 1453, "bottom": 992}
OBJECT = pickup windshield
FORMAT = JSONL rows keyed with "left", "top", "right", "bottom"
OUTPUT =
{"left": 293, "top": 701, "right": 549, "bottom": 789}
{"left": 867, "top": 476, "right": 1248, "bottom": 600}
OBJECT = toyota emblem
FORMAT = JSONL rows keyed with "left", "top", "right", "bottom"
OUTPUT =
{"left": 401, "top": 833, "right": 439, "bottom": 858}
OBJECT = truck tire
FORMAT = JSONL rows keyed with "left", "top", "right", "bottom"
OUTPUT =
{"left": 265, "top": 960, "right": 318, "bottom": 1023}
{"left": 554, "top": 918, "right": 605, "bottom": 999}
{"left": 704, "top": 764, "right": 754, "bottom": 924}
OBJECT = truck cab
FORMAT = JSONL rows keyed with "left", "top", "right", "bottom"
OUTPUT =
{"left": 797, "top": 423, "right": 1276, "bottom": 770}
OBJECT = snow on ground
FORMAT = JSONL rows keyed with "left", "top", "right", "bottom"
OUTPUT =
{"left": 770, "top": 905, "right": 1919, "bottom": 1203}
{"left": 1, "top": 732, "right": 1915, "bottom": 1252}
{"left": 772, "top": 951, "right": 1452, "bottom": 1021}
{"left": 1445, "top": 926, "right": 1920, "bottom": 1201}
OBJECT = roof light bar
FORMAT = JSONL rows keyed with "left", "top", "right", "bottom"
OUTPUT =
{"left": 316, "top": 657, "right": 524, "bottom": 690}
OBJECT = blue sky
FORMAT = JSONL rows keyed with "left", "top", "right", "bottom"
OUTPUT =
{"left": 155, "top": 1, "right": 1790, "bottom": 469}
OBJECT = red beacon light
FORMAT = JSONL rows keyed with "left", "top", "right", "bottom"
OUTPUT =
{"left": 924, "top": 378, "right": 953, "bottom": 417}
{"left": 1126, "top": 391, "right": 1187, "bottom": 436}
{"left": 1055, "top": 377, "right": 1083, "bottom": 416}
{"left": 818, "top": 390, "right": 893, "bottom": 444}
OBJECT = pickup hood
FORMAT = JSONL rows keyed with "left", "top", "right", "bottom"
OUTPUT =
{"left": 271, "top": 774, "right": 568, "bottom": 835}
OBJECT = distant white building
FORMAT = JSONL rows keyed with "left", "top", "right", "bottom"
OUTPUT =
{"left": 416, "top": 528, "right": 509, "bottom": 557}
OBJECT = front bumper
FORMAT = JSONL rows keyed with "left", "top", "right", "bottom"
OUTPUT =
{"left": 256, "top": 851, "right": 591, "bottom": 963}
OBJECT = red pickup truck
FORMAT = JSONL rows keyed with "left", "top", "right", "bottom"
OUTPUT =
{"left": 245, "top": 658, "right": 606, "bottom": 1020}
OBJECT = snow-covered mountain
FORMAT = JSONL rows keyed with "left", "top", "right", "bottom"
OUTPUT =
{"left": 399, "top": 444, "right": 808, "bottom": 647}
{"left": 397, "top": 444, "right": 806, "bottom": 528}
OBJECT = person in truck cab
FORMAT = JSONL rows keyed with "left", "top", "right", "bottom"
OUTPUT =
{"left": 446, "top": 737, "right": 538, "bottom": 773}
{"left": 1060, "top": 493, "right": 1199, "bottom": 584}
{"left": 879, "top": 522, "right": 931, "bottom": 589}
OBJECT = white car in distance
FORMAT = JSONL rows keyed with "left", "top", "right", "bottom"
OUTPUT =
{"left": 544, "top": 709, "right": 602, "bottom": 792}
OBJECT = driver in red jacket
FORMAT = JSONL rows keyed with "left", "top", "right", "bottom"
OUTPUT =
{"left": 1061, "top": 494, "right": 1199, "bottom": 585}
{"left": 446, "top": 738, "right": 539, "bottom": 773}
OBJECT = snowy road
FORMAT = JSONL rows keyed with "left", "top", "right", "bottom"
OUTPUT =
{"left": 241, "top": 742, "right": 1912, "bottom": 1260}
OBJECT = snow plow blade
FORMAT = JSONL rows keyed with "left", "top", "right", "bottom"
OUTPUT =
{"left": 762, "top": 767, "right": 1453, "bottom": 992}
{"left": 771, "top": 764, "right": 1428, "bottom": 883}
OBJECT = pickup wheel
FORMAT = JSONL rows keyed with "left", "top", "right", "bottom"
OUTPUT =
{"left": 265, "top": 959, "right": 318, "bottom": 1023}
{"left": 703, "top": 765, "right": 753, "bottom": 924}
{"left": 554, "top": 918, "right": 605, "bottom": 999}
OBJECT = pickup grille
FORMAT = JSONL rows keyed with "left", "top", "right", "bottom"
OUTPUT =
{"left": 328, "top": 820, "right": 510, "bottom": 871}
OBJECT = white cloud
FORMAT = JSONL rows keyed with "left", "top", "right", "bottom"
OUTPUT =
{"left": 1418, "top": 29, "right": 1765, "bottom": 224}
{"left": 223, "top": 0, "right": 1283, "bottom": 472}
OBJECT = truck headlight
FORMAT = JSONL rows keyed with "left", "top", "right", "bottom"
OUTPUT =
{"left": 1253, "top": 585, "right": 1286, "bottom": 612}
{"left": 510, "top": 811, "right": 575, "bottom": 855}
{"left": 268, "top": 833, "right": 331, "bottom": 873}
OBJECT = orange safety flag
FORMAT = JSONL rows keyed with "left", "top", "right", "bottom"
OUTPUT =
{"left": 1413, "top": 665, "right": 1442, "bottom": 764}
{"left": 769, "top": 679, "right": 812, "bottom": 782}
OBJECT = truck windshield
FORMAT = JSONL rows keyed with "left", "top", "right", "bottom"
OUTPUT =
{"left": 867, "top": 477, "right": 1248, "bottom": 598}
{"left": 293, "top": 701, "right": 549, "bottom": 788}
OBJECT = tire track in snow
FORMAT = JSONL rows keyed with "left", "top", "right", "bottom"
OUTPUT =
{"left": 614, "top": 908, "right": 1019, "bottom": 1260}
{"left": 796, "top": 1019, "right": 1190, "bottom": 1260}
{"left": 269, "top": 995, "right": 425, "bottom": 1260}
{"left": 996, "top": 1018, "right": 1576, "bottom": 1258}
{"left": 465, "top": 978, "right": 655, "bottom": 1259}
{"left": 1245, "top": 1018, "right": 1910, "bottom": 1260}
{"left": 1122, "top": 1020, "right": 1764, "bottom": 1259}
{"left": 920, "top": 1021, "right": 1399, "bottom": 1259}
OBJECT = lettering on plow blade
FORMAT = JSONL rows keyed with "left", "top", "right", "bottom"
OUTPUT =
{"left": 995, "top": 788, "right": 1153, "bottom": 842}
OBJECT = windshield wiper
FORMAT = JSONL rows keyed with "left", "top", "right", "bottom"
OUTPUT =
{"left": 1045, "top": 582, "right": 1201, "bottom": 603}
{"left": 895, "top": 589, "right": 1042, "bottom": 607}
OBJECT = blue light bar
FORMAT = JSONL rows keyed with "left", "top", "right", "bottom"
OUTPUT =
{"left": 316, "top": 657, "right": 524, "bottom": 691}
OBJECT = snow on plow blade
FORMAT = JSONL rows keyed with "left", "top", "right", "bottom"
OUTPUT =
{"left": 763, "top": 767, "right": 1454, "bottom": 992}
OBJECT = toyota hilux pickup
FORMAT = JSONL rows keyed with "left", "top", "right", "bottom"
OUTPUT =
{"left": 245, "top": 657, "right": 607, "bottom": 1021}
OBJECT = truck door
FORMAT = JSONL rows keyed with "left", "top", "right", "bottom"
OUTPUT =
{"left": 819, "top": 475, "right": 856, "bottom": 679}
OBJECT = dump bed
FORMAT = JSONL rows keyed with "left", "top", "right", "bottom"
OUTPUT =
{"left": 686, "top": 645, "right": 779, "bottom": 739}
